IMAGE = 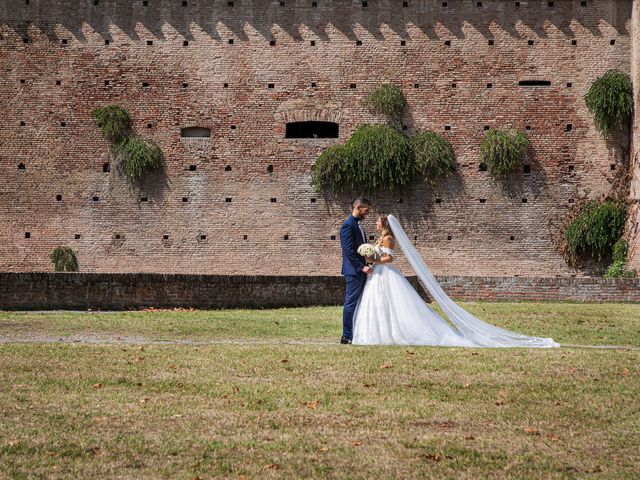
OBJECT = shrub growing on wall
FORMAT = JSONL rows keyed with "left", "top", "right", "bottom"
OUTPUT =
{"left": 92, "top": 105, "right": 164, "bottom": 180}
{"left": 565, "top": 199, "right": 627, "bottom": 262}
{"left": 584, "top": 69, "right": 633, "bottom": 137}
{"left": 411, "top": 130, "right": 456, "bottom": 184}
{"left": 50, "top": 246, "right": 79, "bottom": 272}
{"left": 311, "top": 124, "right": 414, "bottom": 192}
{"left": 604, "top": 238, "right": 637, "bottom": 278}
{"left": 365, "top": 84, "right": 406, "bottom": 122}
{"left": 480, "top": 128, "right": 530, "bottom": 177}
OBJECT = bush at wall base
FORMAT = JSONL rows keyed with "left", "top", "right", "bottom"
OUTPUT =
{"left": 50, "top": 246, "right": 79, "bottom": 272}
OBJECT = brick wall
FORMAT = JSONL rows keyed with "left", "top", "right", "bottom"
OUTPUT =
{"left": 1, "top": 272, "right": 638, "bottom": 310}
{"left": 0, "top": 0, "right": 634, "bottom": 277}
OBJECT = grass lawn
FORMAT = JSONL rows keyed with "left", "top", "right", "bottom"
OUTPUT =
{"left": 0, "top": 303, "right": 638, "bottom": 479}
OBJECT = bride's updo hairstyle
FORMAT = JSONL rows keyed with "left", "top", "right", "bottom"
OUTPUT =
{"left": 376, "top": 215, "right": 393, "bottom": 246}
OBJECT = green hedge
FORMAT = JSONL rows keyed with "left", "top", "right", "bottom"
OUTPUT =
{"left": 480, "top": 128, "right": 530, "bottom": 177}
{"left": 50, "top": 246, "right": 79, "bottom": 272}
{"left": 584, "top": 69, "right": 633, "bottom": 137}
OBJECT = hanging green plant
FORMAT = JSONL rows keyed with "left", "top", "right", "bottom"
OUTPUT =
{"left": 480, "top": 128, "right": 530, "bottom": 177}
{"left": 365, "top": 84, "right": 406, "bottom": 122}
{"left": 114, "top": 136, "right": 164, "bottom": 180}
{"left": 584, "top": 69, "right": 633, "bottom": 137}
{"left": 565, "top": 199, "right": 627, "bottom": 263}
{"left": 91, "top": 105, "right": 132, "bottom": 144}
{"left": 50, "top": 246, "right": 79, "bottom": 272}
{"left": 311, "top": 124, "right": 414, "bottom": 192}
{"left": 411, "top": 130, "right": 456, "bottom": 184}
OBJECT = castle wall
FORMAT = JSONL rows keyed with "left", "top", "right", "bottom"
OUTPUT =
{"left": 0, "top": 0, "right": 633, "bottom": 276}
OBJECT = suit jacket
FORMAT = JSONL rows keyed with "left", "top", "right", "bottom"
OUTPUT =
{"left": 340, "top": 214, "right": 367, "bottom": 276}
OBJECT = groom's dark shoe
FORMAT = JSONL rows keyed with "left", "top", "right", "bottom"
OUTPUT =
{"left": 340, "top": 336, "right": 352, "bottom": 344}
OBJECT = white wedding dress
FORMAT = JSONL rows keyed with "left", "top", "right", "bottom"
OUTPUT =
{"left": 352, "top": 215, "right": 560, "bottom": 348}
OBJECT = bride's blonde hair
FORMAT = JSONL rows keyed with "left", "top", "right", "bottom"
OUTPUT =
{"left": 376, "top": 215, "right": 393, "bottom": 246}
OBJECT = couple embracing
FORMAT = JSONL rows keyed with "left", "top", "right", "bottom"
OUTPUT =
{"left": 339, "top": 197, "right": 560, "bottom": 348}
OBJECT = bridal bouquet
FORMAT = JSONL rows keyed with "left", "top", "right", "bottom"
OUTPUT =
{"left": 357, "top": 243, "right": 378, "bottom": 259}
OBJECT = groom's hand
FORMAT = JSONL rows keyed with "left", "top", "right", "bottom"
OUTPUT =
{"left": 363, "top": 266, "right": 373, "bottom": 275}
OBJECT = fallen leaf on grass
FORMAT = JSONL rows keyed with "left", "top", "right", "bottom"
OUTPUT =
{"left": 351, "top": 441, "right": 362, "bottom": 446}
{"left": 547, "top": 433, "right": 560, "bottom": 441}
{"left": 306, "top": 400, "right": 320, "bottom": 410}
{"left": 523, "top": 427, "right": 541, "bottom": 436}
{"left": 232, "top": 386, "right": 240, "bottom": 394}
{"left": 363, "top": 383, "right": 375, "bottom": 388}
{"left": 380, "top": 364, "right": 394, "bottom": 369}
{"left": 464, "top": 435, "right": 475, "bottom": 440}
{"left": 494, "top": 400, "right": 504, "bottom": 406}
{"left": 319, "top": 447, "right": 329, "bottom": 452}
{"left": 420, "top": 453, "right": 441, "bottom": 462}
{"left": 139, "top": 397, "right": 150, "bottom": 404}
{"left": 264, "top": 464, "right": 280, "bottom": 470}
{"left": 280, "top": 358, "right": 289, "bottom": 363}
{"left": 621, "top": 368, "right": 630, "bottom": 377}
{"left": 92, "top": 383, "right": 104, "bottom": 389}
{"left": 405, "top": 350, "right": 416, "bottom": 355}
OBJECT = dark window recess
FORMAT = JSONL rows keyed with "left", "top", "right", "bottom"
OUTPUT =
{"left": 611, "top": 164, "right": 616, "bottom": 171}
{"left": 182, "top": 82, "right": 188, "bottom": 88}
{"left": 310, "top": 198, "right": 317, "bottom": 203}
{"left": 20, "top": 79, "right": 25, "bottom": 84}
{"left": 488, "top": 39, "right": 494, "bottom": 45}
{"left": 189, "top": 165, "right": 196, "bottom": 171}
{"left": 270, "top": 198, "right": 277, "bottom": 203}
{"left": 243, "top": 235, "right": 248, "bottom": 240}
{"left": 487, "top": 83, "right": 492, "bottom": 88}
{"left": 402, "top": 125, "right": 408, "bottom": 131}
{"left": 369, "top": 235, "right": 375, "bottom": 241}
{"left": 18, "top": 163, "right": 26, "bottom": 171}
{"left": 571, "top": 39, "right": 577, "bottom": 45}
{"left": 200, "top": 234, "right": 207, "bottom": 240}
{"left": 442, "top": 1, "right": 447, "bottom": 6}
{"left": 515, "top": 1, "right": 520, "bottom": 6}
{"left": 115, "top": 234, "right": 121, "bottom": 239}
{"left": 285, "top": 121, "right": 339, "bottom": 139}
{"left": 444, "top": 40, "right": 451, "bottom": 46}
{"left": 183, "top": 40, "right": 189, "bottom": 46}
{"left": 105, "top": 80, "right": 110, "bottom": 86}
{"left": 223, "top": 83, "right": 229, "bottom": 88}
{"left": 270, "top": 40, "right": 276, "bottom": 46}
{"left": 568, "top": 198, "right": 575, "bottom": 203}
{"left": 92, "top": 196, "right": 99, "bottom": 202}
{"left": 444, "top": 125, "right": 451, "bottom": 131}
{"left": 61, "top": 39, "right": 68, "bottom": 44}
{"left": 147, "top": 123, "right": 152, "bottom": 129}
{"left": 268, "top": 83, "right": 275, "bottom": 88}
{"left": 527, "top": 40, "right": 534, "bottom": 46}
{"left": 350, "top": 83, "right": 356, "bottom": 89}
{"left": 311, "top": 82, "right": 317, "bottom": 87}
{"left": 142, "top": 82, "right": 149, "bottom": 87}
{"left": 523, "top": 164, "right": 531, "bottom": 174}
{"left": 75, "top": 234, "right": 81, "bottom": 239}
{"left": 403, "top": 1, "right": 408, "bottom": 6}
{"left": 225, "top": 165, "right": 232, "bottom": 172}
{"left": 20, "top": 121, "right": 25, "bottom": 126}
{"left": 525, "top": 125, "right": 531, "bottom": 131}
{"left": 566, "top": 124, "right": 573, "bottom": 132}
{"left": 310, "top": 40, "right": 316, "bottom": 46}
{"left": 522, "top": 198, "right": 528, "bottom": 203}
{"left": 267, "top": 165, "right": 274, "bottom": 173}
{"left": 280, "top": 1, "right": 284, "bottom": 5}
{"left": 141, "top": 197, "right": 148, "bottom": 202}
{"left": 548, "top": 1, "right": 554, "bottom": 6}
{"left": 479, "top": 163, "right": 488, "bottom": 172}
{"left": 610, "top": 39, "right": 616, "bottom": 45}
{"left": 451, "top": 83, "right": 457, "bottom": 88}
{"left": 284, "top": 234, "right": 290, "bottom": 240}
{"left": 331, "top": 235, "right": 336, "bottom": 240}
{"left": 484, "top": 125, "right": 490, "bottom": 131}
{"left": 397, "top": 199, "right": 403, "bottom": 203}
{"left": 519, "top": 80, "right": 551, "bottom": 86}
{"left": 105, "top": 39, "right": 110, "bottom": 45}
{"left": 567, "top": 82, "right": 572, "bottom": 87}
{"left": 60, "top": 122, "right": 66, "bottom": 127}
{"left": 143, "top": 0, "right": 148, "bottom": 5}
{"left": 56, "top": 80, "right": 62, "bottom": 85}
{"left": 447, "top": 235, "right": 452, "bottom": 240}
{"left": 228, "top": 39, "right": 234, "bottom": 44}
{"left": 479, "top": 198, "right": 487, "bottom": 203}
{"left": 56, "top": 194, "right": 62, "bottom": 201}
{"left": 225, "top": 198, "right": 232, "bottom": 203}
{"left": 510, "top": 235, "right": 515, "bottom": 241}
{"left": 400, "top": 40, "right": 406, "bottom": 46}
{"left": 230, "top": 125, "right": 236, "bottom": 130}
{"left": 181, "top": 127, "right": 211, "bottom": 137}
{"left": 182, "top": 197, "right": 189, "bottom": 202}
{"left": 25, "top": 232, "right": 30, "bottom": 238}
{"left": 103, "top": 162, "right": 110, "bottom": 172}
{"left": 435, "top": 198, "right": 442, "bottom": 204}
{"left": 163, "top": 234, "right": 169, "bottom": 239}
{"left": 568, "top": 165, "right": 574, "bottom": 172}
{"left": 414, "top": 83, "right": 420, "bottom": 88}
{"left": 146, "top": 40, "right": 153, "bottom": 45}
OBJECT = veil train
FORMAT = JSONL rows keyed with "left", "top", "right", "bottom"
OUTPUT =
{"left": 387, "top": 215, "right": 560, "bottom": 348}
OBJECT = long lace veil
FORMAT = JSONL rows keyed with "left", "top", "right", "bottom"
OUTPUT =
{"left": 387, "top": 215, "right": 560, "bottom": 348}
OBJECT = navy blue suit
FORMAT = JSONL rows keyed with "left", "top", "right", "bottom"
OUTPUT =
{"left": 340, "top": 214, "right": 367, "bottom": 340}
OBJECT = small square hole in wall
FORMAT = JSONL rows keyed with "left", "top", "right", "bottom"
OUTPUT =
{"left": 566, "top": 124, "right": 573, "bottom": 131}
{"left": 369, "top": 235, "right": 375, "bottom": 241}
{"left": 18, "top": 163, "right": 26, "bottom": 171}
{"left": 510, "top": 235, "right": 515, "bottom": 241}
{"left": 548, "top": 1, "right": 554, "bottom": 6}
{"left": 515, "top": 1, "right": 520, "bottom": 7}
{"left": 20, "top": 121, "right": 25, "bottom": 126}
{"left": 397, "top": 199, "right": 403, "bottom": 203}
{"left": 225, "top": 197, "right": 232, "bottom": 203}
{"left": 362, "top": 1, "right": 367, "bottom": 6}
{"left": 142, "top": 0, "right": 148, "bottom": 5}
{"left": 310, "top": 40, "right": 316, "bottom": 46}
{"left": 230, "top": 125, "right": 236, "bottom": 130}
{"left": 444, "top": 40, "right": 451, "bottom": 46}
{"left": 486, "top": 83, "right": 492, "bottom": 88}
{"left": 142, "top": 82, "right": 149, "bottom": 88}
{"left": 447, "top": 235, "right": 452, "bottom": 240}
{"left": 56, "top": 80, "right": 62, "bottom": 85}
{"left": 23, "top": 38, "right": 29, "bottom": 43}
{"left": 200, "top": 234, "right": 207, "bottom": 240}
{"left": 610, "top": 39, "right": 616, "bottom": 45}
{"left": 331, "top": 235, "right": 336, "bottom": 240}
{"left": 488, "top": 39, "right": 494, "bottom": 45}
{"left": 311, "top": 82, "right": 317, "bottom": 87}
{"left": 75, "top": 234, "right": 81, "bottom": 239}
{"left": 270, "top": 198, "right": 277, "bottom": 203}
{"left": 147, "top": 123, "right": 152, "bottom": 128}
{"left": 104, "top": 80, "right": 110, "bottom": 86}
{"left": 94, "top": 0, "right": 99, "bottom": 4}
{"left": 284, "top": 234, "right": 290, "bottom": 240}
{"left": 568, "top": 198, "right": 575, "bottom": 203}
{"left": 523, "top": 164, "right": 531, "bottom": 174}
{"left": 280, "top": 1, "right": 285, "bottom": 5}
{"left": 92, "top": 196, "right": 99, "bottom": 202}
{"left": 141, "top": 196, "right": 148, "bottom": 202}
{"left": 25, "top": 232, "right": 30, "bottom": 238}
{"left": 182, "top": 197, "right": 189, "bottom": 202}
{"left": 451, "top": 83, "right": 457, "bottom": 88}
{"left": 223, "top": 83, "right": 229, "bottom": 88}
{"left": 567, "top": 82, "right": 572, "bottom": 87}
{"left": 182, "top": 0, "right": 187, "bottom": 5}
{"left": 270, "top": 40, "right": 276, "bottom": 46}
{"left": 56, "top": 194, "right": 62, "bottom": 201}
{"left": 228, "top": 39, "right": 234, "bottom": 44}
{"left": 442, "top": 1, "right": 447, "bottom": 6}
{"left": 610, "top": 164, "right": 616, "bottom": 171}
{"left": 182, "top": 82, "right": 188, "bottom": 88}
{"left": 568, "top": 165, "right": 574, "bottom": 172}
{"left": 228, "top": 1, "right": 234, "bottom": 5}
{"left": 479, "top": 198, "right": 486, "bottom": 203}
{"left": 403, "top": 1, "right": 408, "bottom": 6}
{"left": 402, "top": 125, "right": 408, "bottom": 131}
{"left": 243, "top": 234, "right": 248, "bottom": 240}
{"left": 476, "top": 1, "right": 482, "bottom": 6}
{"left": 105, "top": 39, "right": 110, "bottom": 45}
{"left": 350, "top": 83, "right": 356, "bottom": 89}
{"left": 163, "top": 234, "right": 169, "bottom": 240}
{"left": 571, "top": 39, "right": 577, "bottom": 45}
{"left": 312, "top": 1, "right": 317, "bottom": 6}
{"left": 20, "top": 79, "right": 25, "bottom": 84}
{"left": 581, "top": 0, "right": 587, "bottom": 5}
{"left": 183, "top": 40, "right": 189, "bottom": 46}
{"left": 414, "top": 235, "right": 418, "bottom": 241}
{"left": 400, "top": 40, "right": 406, "bottom": 46}
{"left": 310, "top": 198, "right": 316, "bottom": 203}
{"left": 356, "top": 40, "right": 362, "bottom": 46}
{"left": 522, "top": 198, "right": 528, "bottom": 203}
{"left": 414, "top": 83, "right": 420, "bottom": 88}
{"left": 528, "top": 40, "right": 534, "bottom": 46}
{"left": 189, "top": 165, "right": 196, "bottom": 171}
{"left": 435, "top": 198, "right": 442, "bottom": 204}
{"left": 146, "top": 40, "right": 153, "bottom": 45}
{"left": 484, "top": 125, "right": 490, "bottom": 131}
{"left": 115, "top": 234, "right": 121, "bottom": 240}
{"left": 479, "top": 163, "right": 488, "bottom": 172}
{"left": 267, "top": 165, "right": 274, "bottom": 173}
{"left": 60, "top": 122, "right": 66, "bottom": 127}
{"left": 268, "top": 83, "right": 275, "bottom": 88}
{"left": 525, "top": 125, "right": 531, "bottom": 131}
{"left": 225, "top": 165, "right": 232, "bottom": 172}
{"left": 61, "top": 39, "right": 68, "bottom": 44}
{"left": 103, "top": 162, "right": 110, "bottom": 172}
{"left": 444, "top": 125, "right": 451, "bottom": 131}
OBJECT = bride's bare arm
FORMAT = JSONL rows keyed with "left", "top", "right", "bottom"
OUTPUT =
{"left": 373, "top": 236, "right": 395, "bottom": 264}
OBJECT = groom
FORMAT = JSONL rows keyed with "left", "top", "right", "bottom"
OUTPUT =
{"left": 339, "top": 197, "right": 373, "bottom": 344}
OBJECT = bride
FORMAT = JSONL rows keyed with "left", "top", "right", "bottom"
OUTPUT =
{"left": 352, "top": 214, "right": 560, "bottom": 348}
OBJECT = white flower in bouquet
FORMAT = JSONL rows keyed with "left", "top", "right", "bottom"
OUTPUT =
{"left": 357, "top": 243, "right": 378, "bottom": 258}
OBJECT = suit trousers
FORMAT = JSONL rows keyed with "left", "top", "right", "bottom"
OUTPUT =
{"left": 342, "top": 273, "right": 367, "bottom": 340}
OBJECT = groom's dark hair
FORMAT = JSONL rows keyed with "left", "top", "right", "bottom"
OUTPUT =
{"left": 353, "top": 197, "right": 371, "bottom": 207}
